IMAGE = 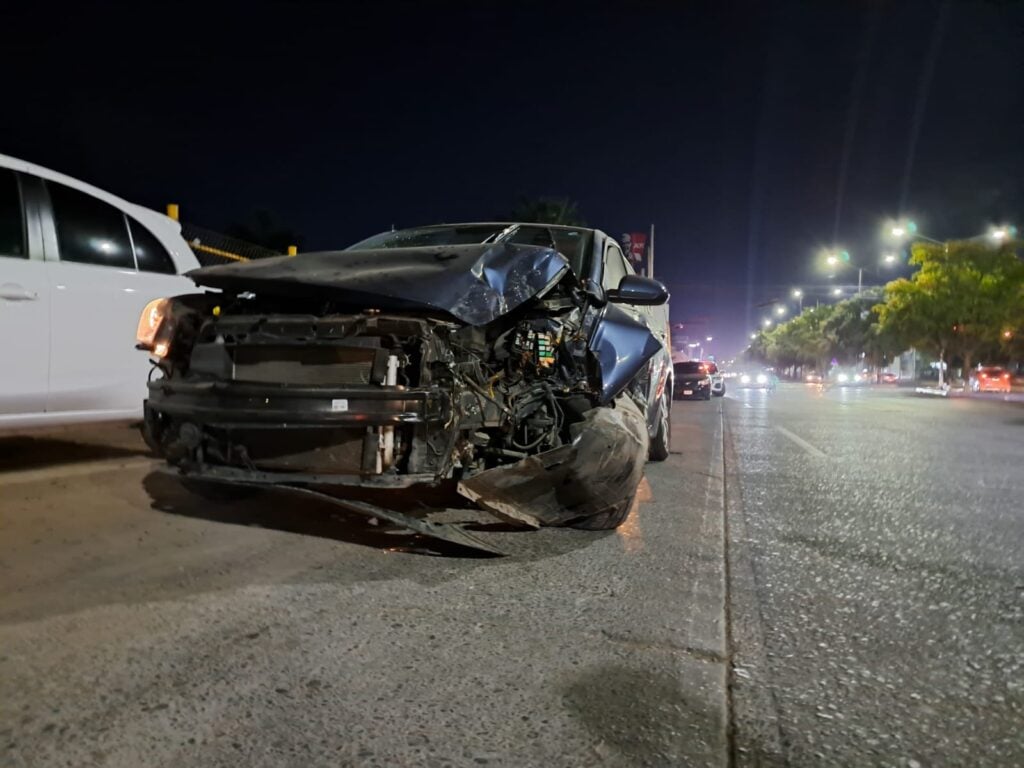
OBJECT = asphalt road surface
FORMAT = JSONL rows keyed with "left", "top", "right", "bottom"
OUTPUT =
{"left": 724, "top": 383, "right": 1024, "bottom": 766}
{"left": 1, "top": 385, "right": 1021, "bottom": 767}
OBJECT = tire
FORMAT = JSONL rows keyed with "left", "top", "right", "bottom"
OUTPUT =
{"left": 705, "top": 389, "right": 712, "bottom": 400}
{"left": 570, "top": 495, "right": 634, "bottom": 530}
{"left": 180, "top": 477, "right": 259, "bottom": 503}
{"left": 713, "top": 385, "right": 725, "bottom": 397}
{"left": 649, "top": 392, "right": 670, "bottom": 462}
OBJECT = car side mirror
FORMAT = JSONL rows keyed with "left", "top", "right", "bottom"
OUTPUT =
{"left": 606, "top": 275, "right": 669, "bottom": 306}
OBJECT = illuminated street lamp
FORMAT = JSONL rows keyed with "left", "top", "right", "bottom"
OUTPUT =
{"left": 706, "top": 336, "right": 713, "bottom": 342}
{"left": 762, "top": 318, "right": 772, "bottom": 328}
{"left": 832, "top": 287, "right": 843, "bottom": 297}
{"left": 883, "top": 252, "right": 898, "bottom": 265}
{"left": 888, "top": 218, "right": 946, "bottom": 247}
{"left": 822, "top": 249, "right": 865, "bottom": 293}
{"left": 750, "top": 332, "right": 758, "bottom": 340}
{"left": 775, "top": 305, "right": 787, "bottom": 317}
{"left": 990, "top": 225, "right": 1017, "bottom": 242}
{"left": 792, "top": 288, "right": 803, "bottom": 312}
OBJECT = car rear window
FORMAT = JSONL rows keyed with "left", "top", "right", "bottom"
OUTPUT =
{"left": 674, "top": 362, "right": 705, "bottom": 374}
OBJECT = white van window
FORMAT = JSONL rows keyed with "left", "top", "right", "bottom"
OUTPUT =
{"left": 128, "top": 218, "right": 176, "bottom": 274}
{"left": 48, "top": 181, "right": 134, "bottom": 269}
{"left": 0, "top": 169, "right": 26, "bottom": 258}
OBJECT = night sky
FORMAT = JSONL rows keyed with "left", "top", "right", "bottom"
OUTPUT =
{"left": 4, "top": 1, "right": 1023, "bottom": 357}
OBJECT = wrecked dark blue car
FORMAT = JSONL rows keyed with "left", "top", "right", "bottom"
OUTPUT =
{"left": 138, "top": 223, "right": 672, "bottom": 550}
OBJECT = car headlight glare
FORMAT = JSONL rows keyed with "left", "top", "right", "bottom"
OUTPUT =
{"left": 756, "top": 374, "right": 767, "bottom": 384}
{"left": 741, "top": 374, "right": 751, "bottom": 384}
{"left": 837, "top": 373, "right": 849, "bottom": 383}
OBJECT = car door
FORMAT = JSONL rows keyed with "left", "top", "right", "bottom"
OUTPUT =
{"left": 0, "top": 168, "right": 49, "bottom": 417}
{"left": 41, "top": 179, "right": 148, "bottom": 417}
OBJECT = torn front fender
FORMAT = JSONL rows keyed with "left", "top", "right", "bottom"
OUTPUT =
{"left": 589, "top": 303, "right": 665, "bottom": 403}
{"left": 457, "top": 395, "right": 649, "bottom": 527}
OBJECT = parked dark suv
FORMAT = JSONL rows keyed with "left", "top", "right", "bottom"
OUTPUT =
{"left": 673, "top": 360, "right": 713, "bottom": 400}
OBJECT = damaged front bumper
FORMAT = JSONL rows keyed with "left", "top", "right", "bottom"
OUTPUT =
{"left": 458, "top": 395, "right": 648, "bottom": 528}
{"left": 145, "top": 377, "right": 453, "bottom": 487}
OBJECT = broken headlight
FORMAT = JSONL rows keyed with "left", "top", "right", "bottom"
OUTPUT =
{"left": 136, "top": 298, "right": 173, "bottom": 358}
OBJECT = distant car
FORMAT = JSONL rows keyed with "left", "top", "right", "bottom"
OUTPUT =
{"left": 880, "top": 371, "right": 898, "bottom": 384}
{"left": 738, "top": 370, "right": 776, "bottom": 390}
{"left": 833, "top": 369, "right": 868, "bottom": 387}
{"left": 805, "top": 371, "right": 823, "bottom": 384}
{"left": 0, "top": 153, "right": 199, "bottom": 429}
{"left": 970, "top": 366, "right": 1012, "bottom": 393}
{"left": 673, "top": 360, "right": 712, "bottom": 400}
{"left": 705, "top": 361, "right": 726, "bottom": 397}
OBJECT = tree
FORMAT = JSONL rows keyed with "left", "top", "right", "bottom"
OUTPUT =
{"left": 876, "top": 240, "right": 1023, "bottom": 385}
{"left": 749, "top": 304, "right": 835, "bottom": 377}
{"left": 822, "top": 297, "right": 901, "bottom": 369}
{"left": 504, "top": 197, "right": 587, "bottom": 226}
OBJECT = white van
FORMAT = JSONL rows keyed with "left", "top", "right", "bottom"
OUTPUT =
{"left": 0, "top": 153, "right": 199, "bottom": 428}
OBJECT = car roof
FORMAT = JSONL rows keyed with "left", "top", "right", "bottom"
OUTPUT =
{"left": 0, "top": 152, "right": 185, "bottom": 242}
{"left": 0, "top": 152, "right": 197, "bottom": 272}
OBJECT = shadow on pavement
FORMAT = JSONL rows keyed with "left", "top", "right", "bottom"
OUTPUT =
{"left": 0, "top": 435, "right": 148, "bottom": 472}
{"left": 143, "top": 472, "right": 613, "bottom": 561}
{"left": 563, "top": 663, "right": 718, "bottom": 764}
{"left": 143, "top": 471, "right": 511, "bottom": 558}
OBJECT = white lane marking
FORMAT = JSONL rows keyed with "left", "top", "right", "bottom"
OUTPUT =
{"left": 0, "top": 457, "right": 156, "bottom": 488}
{"left": 775, "top": 426, "right": 828, "bottom": 459}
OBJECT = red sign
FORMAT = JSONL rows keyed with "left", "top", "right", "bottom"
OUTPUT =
{"left": 621, "top": 232, "right": 647, "bottom": 268}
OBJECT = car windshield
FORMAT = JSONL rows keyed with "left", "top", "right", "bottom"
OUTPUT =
{"left": 347, "top": 225, "right": 510, "bottom": 250}
{"left": 348, "top": 224, "right": 593, "bottom": 276}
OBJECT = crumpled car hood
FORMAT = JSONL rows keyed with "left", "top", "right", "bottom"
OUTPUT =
{"left": 188, "top": 243, "right": 570, "bottom": 326}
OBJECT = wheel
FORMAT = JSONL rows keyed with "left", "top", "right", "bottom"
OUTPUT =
{"left": 648, "top": 392, "right": 670, "bottom": 462}
{"left": 705, "top": 389, "right": 712, "bottom": 400}
{"left": 571, "top": 495, "right": 634, "bottom": 530}
{"left": 713, "top": 386, "right": 725, "bottom": 397}
{"left": 180, "top": 477, "right": 259, "bottom": 503}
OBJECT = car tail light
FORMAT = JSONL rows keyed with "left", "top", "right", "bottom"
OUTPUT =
{"left": 979, "top": 372, "right": 987, "bottom": 378}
